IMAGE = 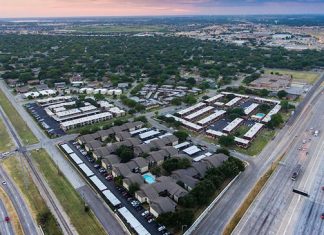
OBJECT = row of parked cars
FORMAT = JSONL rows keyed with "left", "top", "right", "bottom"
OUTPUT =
{"left": 71, "top": 141, "right": 170, "bottom": 235}
{"left": 115, "top": 186, "right": 169, "bottom": 234}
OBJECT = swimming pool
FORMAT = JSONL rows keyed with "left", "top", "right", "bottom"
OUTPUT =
{"left": 142, "top": 173, "right": 156, "bottom": 184}
{"left": 256, "top": 113, "right": 265, "bottom": 118}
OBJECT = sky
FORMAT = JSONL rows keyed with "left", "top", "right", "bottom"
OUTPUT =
{"left": 1, "top": 0, "right": 324, "bottom": 18}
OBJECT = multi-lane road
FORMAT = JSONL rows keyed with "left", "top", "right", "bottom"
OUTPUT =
{"left": 234, "top": 90, "right": 324, "bottom": 235}
{"left": 0, "top": 79, "right": 127, "bottom": 235}
{"left": 189, "top": 73, "right": 324, "bottom": 235}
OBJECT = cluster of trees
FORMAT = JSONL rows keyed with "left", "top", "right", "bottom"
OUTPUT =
{"left": 120, "top": 95, "right": 145, "bottom": 112}
{"left": 227, "top": 107, "right": 245, "bottom": 120}
{"left": 158, "top": 157, "right": 244, "bottom": 231}
{"left": 116, "top": 146, "right": 134, "bottom": 163}
{"left": 162, "top": 158, "right": 191, "bottom": 174}
{"left": 223, "top": 86, "right": 270, "bottom": 98}
{"left": 170, "top": 94, "right": 197, "bottom": 106}
{"left": 1, "top": 34, "right": 324, "bottom": 88}
{"left": 157, "top": 115, "right": 181, "bottom": 128}
{"left": 266, "top": 113, "right": 284, "bottom": 129}
{"left": 219, "top": 135, "right": 235, "bottom": 147}
{"left": 173, "top": 131, "right": 189, "bottom": 142}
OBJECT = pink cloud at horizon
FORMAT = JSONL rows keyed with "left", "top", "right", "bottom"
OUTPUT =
{"left": 1, "top": 0, "right": 324, "bottom": 18}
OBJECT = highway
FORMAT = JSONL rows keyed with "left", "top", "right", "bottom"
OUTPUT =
{"left": 0, "top": 198, "right": 15, "bottom": 235}
{"left": 234, "top": 90, "right": 324, "bottom": 235}
{"left": 0, "top": 164, "right": 39, "bottom": 235}
{"left": 189, "top": 73, "right": 324, "bottom": 235}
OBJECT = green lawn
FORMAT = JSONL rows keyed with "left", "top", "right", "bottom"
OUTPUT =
{"left": 234, "top": 125, "right": 251, "bottom": 138}
{"left": 3, "top": 156, "right": 62, "bottom": 235}
{"left": 0, "top": 89, "right": 38, "bottom": 145}
{"left": 235, "top": 129, "right": 276, "bottom": 156}
{"left": 0, "top": 118, "right": 14, "bottom": 152}
{"left": 264, "top": 69, "right": 320, "bottom": 84}
{"left": 31, "top": 149, "right": 106, "bottom": 235}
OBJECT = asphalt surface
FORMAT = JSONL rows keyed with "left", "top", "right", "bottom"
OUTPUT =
{"left": 0, "top": 80, "right": 126, "bottom": 235}
{"left": 234, "top": 91, "right": 324, "bottom": 235}
{"left": 0, "top": 165, "right": 39, "bottom": 235}
{"left": 188, "top": 73, "right": 324, "bottom": 235}
{"left": 0, "top": 198, "right": 15, "bottom": 235}
{"left": 66, "top": 141, "right": 162, "bottom": 235}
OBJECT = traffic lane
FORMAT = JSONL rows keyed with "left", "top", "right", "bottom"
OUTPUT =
{"left": 280, "top": 119, "right": 324, "bottom": 235}
{"left": 0, "top": 199, "right": 15, "bottom": 235}
{"left": 77, "top": 185, "right": 127, "bottom": 235}
{"left": 234, "top": 96, "right": 324, "bottom": 235}
{"left": 66, "top": 142, "right": 161, "bottom": 235}
{"left": 0, "top": 167, "right": 39, "bottom": 235}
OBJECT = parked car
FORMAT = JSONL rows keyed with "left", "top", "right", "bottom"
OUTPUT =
{"left": 148, "top": 218, "right": 154, "bottom": 223}
{"left": 5, "top": 216, "right": 10, "bottom": 222}
{"left": 141, "top": 211, "right": 149, "bottom": 217}
{"left": 94, "top": 164, "right": 100, "bottom": 169}
{"left": 106, "top": 175, "right": 113, "bottom": 181}
{"left": 158, "top": 226, "right": 166, "bottom": 232}
{"left": 321, "top": 213, "right": 324, "bottom": 220}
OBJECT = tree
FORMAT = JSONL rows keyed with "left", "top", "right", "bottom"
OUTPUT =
{"left": 94, "top": 93, "right": 105, "bottom": 100}
{"left": 277, "top": 90, "right": 288, "bottom": 99}
{"left": 219, "top": 135, "right": 235, "bottom": 147}
{"left": 162, "top": 158, "right": 191, "bottom": 173}
{"left": 116, "top": 146, "right": 134, "bottom": 163}
{"left": 260, "top": 89, "right": 270, "bottom": 97}
{"left": 267, "top": 113, "right": 283, "bottom": 129}
{"left": 280, "top": 100, "right": 290, "bottom": 111}
{"left": 173, "top": 131, "right": 189, "bottom": 142}
{"left": 216, "top": 148, "right": 230, "bottom": 156}
{"left": 183, "top": 95, "right": 197, "bottom": 105}
{"left": 129, "top": 183, "right": 139, "bottom": 195}
{"left": 259, "top": 103, "right": 271, "bottom": 113}
{"left": 134, "top": 116, "right": 147, "bottom": 123}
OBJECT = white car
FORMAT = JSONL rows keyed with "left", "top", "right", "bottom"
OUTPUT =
{"left": 158, "top": 226, "right": 166, "bottom": 232}
{"left": 141, "top": 211, "right": 149, "bottom": 217}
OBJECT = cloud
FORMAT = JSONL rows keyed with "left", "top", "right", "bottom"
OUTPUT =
{"left": 1, "top": 0, "right": 324, "bottom": 18}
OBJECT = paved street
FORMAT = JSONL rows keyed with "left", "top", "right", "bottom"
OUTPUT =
{"left": 0, "top": 199, "right": 15, "bottom": 235}
{"left": 0, "top": 165, "right": 39, "bottom": 235}
{"left": 0, "top": 79, "right": 127, "bottom": 235}
{"left": 234, "top": 91, "right": 324, "bottom": 235}
{"left": 188, "top": 74, "right": 324, "bottom": 235}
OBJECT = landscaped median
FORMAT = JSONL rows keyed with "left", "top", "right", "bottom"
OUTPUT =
{"left": 2, "top": 155, "right": 62, "bottom": 235}
{"left": 0, "top": 89, "right": 38, "bottom": 145}
{"left": 30, "top": 149, "right": 106, "bottom": 235}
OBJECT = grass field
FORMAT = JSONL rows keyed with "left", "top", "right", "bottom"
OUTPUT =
{"left": 31, "top": 149, "right": 106, "bottom": 235}
{"left": 73, "top": 25, "right": 167, "bottom": 33}
{"left": 0, "top": 89, "right": 38, "bottom": 145}
{"left": 235, "top": 129, "right": 276, "bottom": 156}
{"left": 3, "top": 156, "right": 62, "bottom": 235}
{"left": 264, "top": 69, "right": 320, "bottom": 84}
{"left": 0, "top": 118, "right": 14, "bottom": 152}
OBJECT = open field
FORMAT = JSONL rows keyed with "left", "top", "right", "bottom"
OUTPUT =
{"left": 0, "top": 187, "right": 24, "bottom": 235}
{"left": 0, "top": 118, "right": 14, "bottom": 152}
{"left": 72, "top": 25, "right": 167, "bottom": 33}
{"left": 235, "top": 129, "right": 276, "bottom": 156}
{"left": 264, "top": 69, "right": 320, "bottom": 84}
{"left": 0, "top": 89, "right": 38, "bottom": 145}
{"left": 2, "top": 156, "right": 62, "bottom": 235}
{"left": 31, "top": 149, "right": 106, "bottom": 235}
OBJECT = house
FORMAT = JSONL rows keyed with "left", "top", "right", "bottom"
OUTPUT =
{"left": 135, "top": 184, "right": 159, "bottom": 203}
{"left": 149, "top": 197, "right": 177, "bottom": 218}
{"left": 112, "top": 164, "right": 131, "bottom": 178}
{"left": 115, "top": 131, "right": 131, "bottom": 142}
{"left": 134, "top": 143, "right": 154, "bottom": 157}
{"left": 97, "top": 129, "right": 115, "bottom": 142}
{"left": 27, "top": 79, "right": 40, "bottom": 86}
{"left": 147, "top": 150, "right": 169, "bottom": 166}
{"left": 161, "top": 135, "right": 179, "bottom": 146}
{"left": 161, "top": 146, "right": 178, "bottom": 156}
{"left": 16, "top": 86, "right": 30, "bottom": 93}
{"left": 151, "top": 139, "right": 167, "bottom": 149}
{"left": 84, "top": 140, "right": 102, "bottom": 152}
{"left": 122, "top": 173, "right": 145, "bottom": 190}
{"left": 126, "top": 157, "right": 149, "bottom": 173}
{"left": 202, "top": 154, "right": 228, "bottom": 168}
{"left": 77, "top": 134, "right": 96, "bottom": 145}
{"left": 101, "top": 154, "right": 120, "bottom": 169}
{"left": 93, "top": 147, "right": 112, "bottom": 160}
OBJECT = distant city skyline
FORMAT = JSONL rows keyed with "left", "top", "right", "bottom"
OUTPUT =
{"left": 1, "top": 0, "right": 324, "bottom": 18}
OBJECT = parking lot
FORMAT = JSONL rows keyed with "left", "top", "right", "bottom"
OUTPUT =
{"left": 65, "top": 141, "right": 169, "bottom": 235}
{"left": 25, "top": 103, "right": 65, "bottom": 137}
